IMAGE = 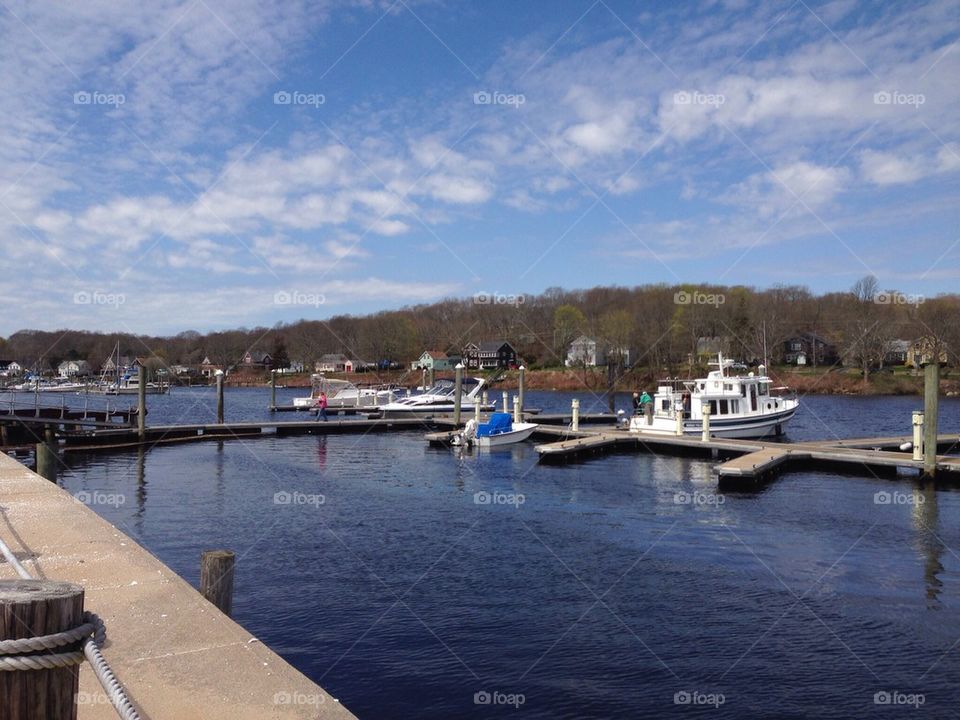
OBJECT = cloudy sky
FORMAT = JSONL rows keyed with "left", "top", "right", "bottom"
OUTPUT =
{"left": 1, "top": 0, "right": 957, "bottom": 334}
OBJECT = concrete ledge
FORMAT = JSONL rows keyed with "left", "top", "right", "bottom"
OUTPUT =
{"left": 0, "top": 453, "right": 356, "bottom": 720}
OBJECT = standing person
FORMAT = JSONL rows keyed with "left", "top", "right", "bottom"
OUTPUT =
{"left": 632, "top": 392, "right": 641, "bottom": 414}
{"left": 315, "top": 391, "right": 328, "bottom": 422}
{"left": 639, "top": 390, "right": 653, "bottom": 425}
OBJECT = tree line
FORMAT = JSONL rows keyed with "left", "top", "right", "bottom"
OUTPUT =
{"left": 1, "top": 278, "right": 957, "bottom": 379}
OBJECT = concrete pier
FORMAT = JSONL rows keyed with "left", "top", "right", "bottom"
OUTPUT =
{"left": 0, "top": 453, "right": 355, "bottom": 720}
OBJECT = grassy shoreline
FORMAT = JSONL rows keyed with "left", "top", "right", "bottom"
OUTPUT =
{"left": 222, "top": 366, "right": 959, "bottom": 397}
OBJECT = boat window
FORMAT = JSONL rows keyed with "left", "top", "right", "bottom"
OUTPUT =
{"left": 724, "top": 383, "right": 733, "bottom": 391}
{"left": 719, "top": 400, "right": 728, "bottom": 414}
{"left": 730, "top": 400, "right": 739, "bottom": 414}
{"left": 759, "top": 382, "right": 769, "bottom": 396}
{"left": 709, "top": 400, "right": 717, "bottom": 415}
{"left": 750, "top": 386, "right": 757, "bottom": 411}
{"left": 699, "top": 383, "right": 705, "bottom": 391}
{"left": 741, "top": 384, "right": 747, "bottom": 397}
{"left": 661, "top": 399, "right": 670, "bottom": 412}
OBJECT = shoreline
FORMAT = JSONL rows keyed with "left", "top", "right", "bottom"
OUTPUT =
{"left": 217, "top": 366, "right": 959, "bottom": 397}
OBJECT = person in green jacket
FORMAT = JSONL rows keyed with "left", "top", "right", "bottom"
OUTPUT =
{"left": 639, "top": 390, "right": 653, "bottom": 425}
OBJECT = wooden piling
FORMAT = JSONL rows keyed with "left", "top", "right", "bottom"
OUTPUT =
{"left": 0, "top": 579, "right": 85, "bottom": 720}
{"left": 518, "top": 365, "right": 525, "bottom": 422}
{"left": 270, "top": 370, "right": 276, "bottom": 410}
{"left": 924, "top": 362, "right": 939, "bottom": 477}
{"left": 200, "top": 550, "right": 235, "bottom": 616}
{"left": 215, "top": 372, "right": 224, "bottom": 425}
{"left": 453, "top": 364, "right": 463, "bottom": 426}
{"left": 137, "top": 364, "right": 146, "bottom": 441}
{"left": 912, "top": 411, "right": 924, "bottom": 462}
{"left": 35, "top": 427, "right": 57, "bottom": 482}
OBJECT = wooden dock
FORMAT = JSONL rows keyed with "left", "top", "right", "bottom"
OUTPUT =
{"left": 533, "top": 427, "right": 960, "bottom": 486}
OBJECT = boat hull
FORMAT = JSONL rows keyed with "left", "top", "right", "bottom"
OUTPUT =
{"left": 475, "top": 423, "right": 538, "bottom": 447}
{"left": 630, "top": 406, "right": 797, "bottom": 439}
{"left": 380, "top": 402, "right": 495, "bottom": 418}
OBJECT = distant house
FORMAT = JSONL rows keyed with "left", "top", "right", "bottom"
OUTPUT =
{"left": 565, "top": 336, "right": 630, "bottom": 367}
{"left": 906, "top": 338, "right": 949, "bottom": 368}
{"left": 884, "top": 340, "right": 911, "bottom": 366}
{"left": 200, "top": 356, "right": 223, "bottom": 378}
{"left": 316, "top": 354, "right": 354, "bottom": 373}
{"left": 0, "top": 360, "right": 22, "bottom": 377}
{"left": 462, "top": 341, "right": 517, "bottom": 370}
{"left": 169, "top": 364, "right": 194, "bottom": 376}
{"left": 567, "top": 336, "right": 599, "bottom": 367}
{"left": 412, "top": 351, "right": 458, "bottom": 371}
{"left": 783, "top": 333, "right": 837, "bottom": 366}
{"left": 57, "top": 360, "right": 91, "bottom": 378}
{"left": 242, "top": 351, "right": 273, "bottom": 368}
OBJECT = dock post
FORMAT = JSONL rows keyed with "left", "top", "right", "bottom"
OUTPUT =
{"left": 513, "top": 395, "right": 520, "bottom": 423}
{"left": 270, "top": 369, "right": 276, "bottom": 410}
{"left": 675, "top": 409, "right": 683, "bottom": 436}
{"left": 421, "top": 368, "right": 426, "bottom": 393}
{"left": 502, "top": 391, "right": 509, "bottom": 413}
{"left": 428, "top": 367, "right": 435, "bottom": 388}
{"left": 200, "top": 550, "right": 235, "bottom": 616}
{"left": 137, "top": 363, "right": 147, "bottom": 441}
{"left": 474, "top": 397, "right": 481, "bottom": 425}
{"left": 215, "top": 370, "right": 224, "bottom": 424}
{"left": 482, "top": 391, "right": 489, "bottom": 406}
{"left": 912, "top": 411, "right": 924, "bottom": 462}
{"left": 701, "top": 404, "right": 711, "bottom": 442}
{"left": 36, "top": 427, "right": 57, "bottom": 482}
{"left": 572, "top": 399, "right": 580, "bottom": 431}
{"left": 0, "top": 579, "right": 85, "bottom": 720}
{"left": 453, "top": 363, "right": 464, "bottom": 426}
{"left": 518, "top": 365, "right": 526, "bottom": 421}
{"left": 923, "top": 361, "right": 939, "bottom": 477}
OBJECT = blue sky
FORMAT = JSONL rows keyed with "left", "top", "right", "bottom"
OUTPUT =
{"left": 1, "top": 0, "right": 957, "bottom": 334}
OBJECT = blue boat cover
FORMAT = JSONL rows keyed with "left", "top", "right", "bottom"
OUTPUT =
{"left": 476, "top": 412, "right": 513, "bottom": 437}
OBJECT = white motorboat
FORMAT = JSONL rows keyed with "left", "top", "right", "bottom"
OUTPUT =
{"left": 293, "top": 375, "right": 397, "bottom": 409}
{"left": 629, "top": 354, "right": 798, "bottom": 439}
{"left": 379, "top": 377, "right": 494, "bottom": 417}
{"left": 99, "top": 375, "right": 170, "bottom": 395}
{"left": 454, "top": 413, "right": 538, "bottom": 448}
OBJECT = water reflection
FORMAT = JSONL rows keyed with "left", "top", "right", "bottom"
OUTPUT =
{"left": 134, "top": 446, "right": 147, "bottom": 531}
{"left": 912, "top": 481, "right": 943, "bottom": 608}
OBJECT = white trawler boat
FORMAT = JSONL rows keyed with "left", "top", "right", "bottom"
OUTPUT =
{"left": 379, "top": 377, "right": 494, "bottom": 417}
{"left": 629, "top": 355, "right": 798, "bottom": 439}
{"left": 292, "top": 375, "right": 397, "bottom": 409}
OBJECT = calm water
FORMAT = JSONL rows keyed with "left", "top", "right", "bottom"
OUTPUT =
{"left": 43, "top": 389, "right": 960, "bottom": 718}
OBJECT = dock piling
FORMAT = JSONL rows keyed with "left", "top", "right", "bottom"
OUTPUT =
{"left": 572, "top": 399, "right": 580, "bottom": 431}
{"left": 675, "top": 409, "right": 683, "bottom": 436}
{"left": 518, "top": 365, "right": 525, "bottom": 422}
{"left": 474, "top": 397, "right": 481, "bottom": 425}
{"left": 923, "top": 362, "right": 939, "bottom": 477}
{"left": 453, "top": 363, "right": 463, "bottom": 426}
{"left": 215, "top": 371, "right": 224, "bottom": 425}
{"left": 270, "top": 370, "right": 276, "bottom": 410}
{"left": 502, "top": 391, "right": 509, "bottom": 413}
{"left": 0, "top": 579, "right": 85, "bottom": 720}
{"left": 35, "top": 427, "right": 57, "bottom": 482}
{"left": 513, "top": 395, "right": 520, "bottom": 423}
{"left": 137, "top": 364, "right": 146, "bottom": 441}
{"left": 200, "top": 549, "right": 235, "bottom": 616}
{"left": 701, "top": 404, "right": 711, "bottom": 442}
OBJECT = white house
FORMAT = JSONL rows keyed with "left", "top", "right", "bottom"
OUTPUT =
{"left": 58, "top": 360, "right": 91, "bottom": 378}
{"left": 0, "top": 360, "right": 22, "bottom": 377}
{"left": 566, "top": 336, "right": 630, "bottom": 367}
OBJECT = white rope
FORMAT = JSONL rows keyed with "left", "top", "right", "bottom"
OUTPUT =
{"left": 0, "top": 536, "right": 141, "bottom": 720}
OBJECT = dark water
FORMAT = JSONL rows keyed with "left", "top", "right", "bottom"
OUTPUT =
{"left": 47, "top": 390, "right": 960, "bottom": 718}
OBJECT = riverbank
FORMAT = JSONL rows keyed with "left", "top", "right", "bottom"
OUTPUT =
{"left": 222, "top": 366, "right": 959, "bottom": 397}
